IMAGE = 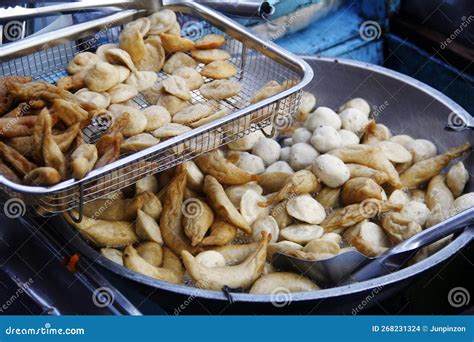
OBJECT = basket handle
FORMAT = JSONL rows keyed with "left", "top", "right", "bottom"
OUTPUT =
{"left": 0, "top": 0, "right": 272, "bottom": 22}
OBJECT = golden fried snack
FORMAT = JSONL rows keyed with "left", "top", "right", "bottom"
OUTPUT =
{"left": 321, "top": 200, "right": 402, "bottom": 232}
{"left": 250, "top": 80, "right": 284, "bottom": 104}
{"left": 2, "top": 102, "right": 38, "bottom": 118}
{"left": 214, "top": 241, "right": 260, "bottom": 265}
{"left": 66, "top": 52, "right": 99, "bottom": 74}
{"left": 83, "top": 195, "right": 144, "bottom": 221}
{"left": 315, "top": 186, "right": 341, "bottom": 209}
{"left": 160, "top": 33, "right": 194, "bottom": 53}
{"left": 123, "top": 244, "right": 183, "bottom": 284}
{"left": 151, "top": 123, "right": 191, "bottom": 139}
{"left": 52, "top": 98, "right": 89, "bottom": 126}
{"left": 200, "top": 218, "right": 237, "bottom": 246}
{"left": 189, "top": 108, "right": 229, "bottom": 128}
{"left": 0, "top": 115, "right": 37, "bottom": 138}
{"left": 446, "top": 162, "right": 469, "bottom": 198}
{"left": 260, "top": 170, "right": 319, "bottom": 207}
{"left": 135, "top": 209, "right": 163, "bottom": 245}
{"left": 160, "top": 165, "right": 202, "bottom": 255}
{"left": 125, "top": 71, "right": 158, "bottom": 92}
{"left": 104, "top": 48, "right": 137, "bottom": 72}
{"left": 84, "top": 62, "right": 121, "bottom": 92}
{"left": 56, "top": 69, "right": 88, "bottom": 91}
{"left": 346, "top": 163, "right": 389, "bottom": 185}
{"left": 329, "top": 144, "right": 401, "bottom": 188}
{"left": 119, "top": 25, "right": 145, "bottom": 64}
{"left": 137, "top": 40, "right": 165, "bottom": 72}
{"left": 172, "top": 103, "right": 213, "bottom": 125}
{"left": 172, "top": 66, "right": 204, "bottom": 90}
{"left": 94, "top": 114, "right": 129, "bottom": 169}
{"left": 195, "top": 34, "right": 225, "bottom": 49}
{"left": 139, "top": 191, "right": 162, "bottom": 220}
{"left": 71, "top": 144, "right": 98, "bottom": 179}
{"left": 195, "top": 150, "right": 257, "bottom": 185}
{"left": 125, "top": 17, "right": 151, "bottom": 37}
{"left": 0, "top": 141, "right": 36, "bottom": 177}
{"left": 0, "top": 76, "right": 31, "bottom": 115}
{"left": 425, "top": 175, "right": 454, "bottom": 227}
{"left": 162, "top": 75, "right": 191, "bottom": 100}
{"left": 377, "top": 141, "right": 412, "bottom": 164}
{"left": 399, "top": 142, "right": 471, "bottom": 189}
{"left": 287, "top": 249, "right": 335, "bottom": 261}
{"left": 183, "top": 198, "right": 214, "bottom": 246}
{"left": 162, "top": 52, "right": 197, "bottom": 74}
{"left": 250, "top": 272, "right": 319, "bottom": 294}
{"left": 199, "top": 79, "right": 241, "bottom": 100}
{"left": 148, "top": 9, "right": 177, "bottom": 34}
{"left": 0, "top": 159, "right": 21, "bottom": 183}
{"left": 426, "top": 175, "right": 454, "bottom": 211}
{"left": 203, "top": 175, "right": 252, "bottom": 233}
{"left": 362, "top": 120, "right": 391, "bottom": 144}
{"left": 181, "top": 232, "right": 269, "bottom": 290}
{"left": 136, "top": 242, "right": 162, "bottom": 267}
{"left": 200, "top": 61, "right": 237, "bottom": 79}
{"left": 42, "top": 110, "right": 67, "bottom": 179}
{"left": 23, "top": 167, "right": 61, "bottom": 186}
{"left": 55, "top": 122, "right": 81, "bottom": 153}
{"left": 256, "top": 171, "right": 290, "bottom": 193}
{"left": 381, "top": 212, "right": 422, "bottom": 243}
{"left": 7, "top": 81, "right": 80, "bottom": 106}
{"left": 65, "top": 212, "right": 137, "bottom": 247}
{"left": 341, "top": 177, "right": 385, "bottom": 205}
{"left": 191, "top": 49, "right": 230, "bottom": 64}
{"left": 351, "top": 236, "right": 388, "bottom": 257}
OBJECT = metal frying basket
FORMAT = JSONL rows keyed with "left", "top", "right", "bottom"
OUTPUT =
{"left": 0, "top": 1, "right": 313, "bottom": 219}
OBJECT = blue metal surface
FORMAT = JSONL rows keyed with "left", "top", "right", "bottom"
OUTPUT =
{"left": 384, "top": 33, "right": 474, "bottom": 115}
{"left": 276, "top": 3, "right": 384, "bottom": 63}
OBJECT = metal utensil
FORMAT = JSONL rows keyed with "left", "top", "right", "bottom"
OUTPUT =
{"left": 0, "top": 0, "right": 273, "bottom": 20}
{"left": 272, "top": 208, "right": 474, "bottom": 286}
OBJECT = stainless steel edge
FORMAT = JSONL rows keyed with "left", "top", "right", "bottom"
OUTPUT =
{"left": 0, "top": 0, "right": 146, "bottom": 21}
{"left": 0, "top": 10, "right": 142, "bottom": 63}
{"left": 0, "top": 1, "right": 313, "bottom": 196}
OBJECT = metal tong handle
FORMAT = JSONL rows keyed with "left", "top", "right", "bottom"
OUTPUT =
{"left": 0, "top": 0, "right": 270, "bottom": 22}
{"left": 388, "top": 207, "right": 474, "bottom": 256}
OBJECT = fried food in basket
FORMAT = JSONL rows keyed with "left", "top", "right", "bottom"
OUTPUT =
{"left": 0, "top": 76, "right": 32, "bottom": 115}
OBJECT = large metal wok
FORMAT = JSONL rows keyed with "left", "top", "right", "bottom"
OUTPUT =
{"left": 52, "top": 56, "right": 473, "bottom": 314}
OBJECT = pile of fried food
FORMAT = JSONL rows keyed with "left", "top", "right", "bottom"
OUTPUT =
{"left": 0, "top": 9, "right": 257, "bottom": 186}
{"left": 65, "top": 94, "right": 473, "bottom": 294}
{"left": 0, "top": 77, "right": 107, "bottom": 185}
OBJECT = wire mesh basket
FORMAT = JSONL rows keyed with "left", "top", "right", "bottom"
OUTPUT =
{"left": 0, "top": 2, "right": 312, "bottom": 219}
